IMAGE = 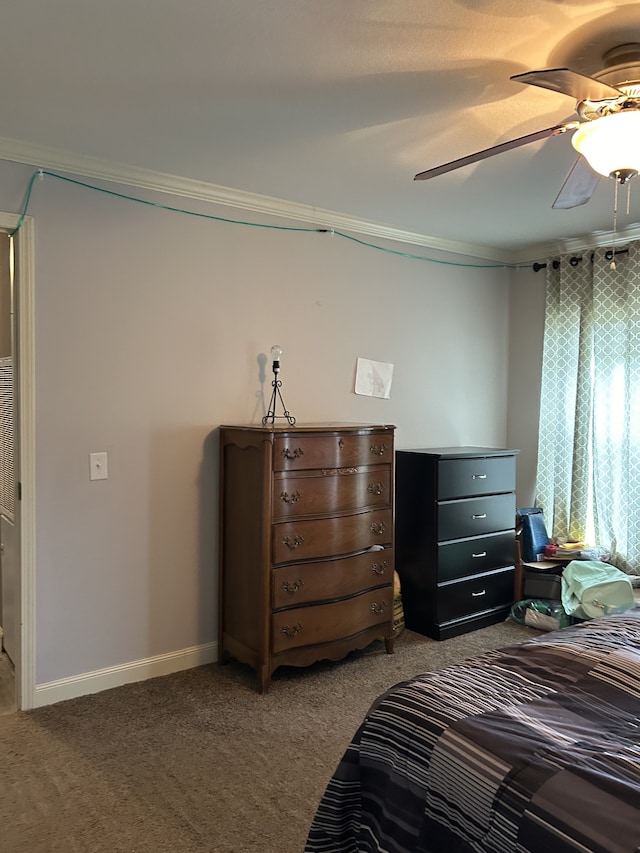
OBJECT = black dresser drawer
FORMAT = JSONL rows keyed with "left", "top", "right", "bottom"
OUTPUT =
{"left": 438, "top": 531, "right": 515, "bottom": 582}
{"left": 438, "top": 455, "right": 516, "bottom": 499}
{"left": 437, "top": 566, "right": 515, "bottom": 624}
{"left": 438, "top": 492, "right": 515, "bottom": 541}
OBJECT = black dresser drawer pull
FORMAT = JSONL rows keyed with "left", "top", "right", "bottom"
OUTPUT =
{"left": 370, "top": 443, "right": 387, "bottom": 456}
{"left": 370, "top": 521, "right": 386, "bottom": 535}
{"left": 472, "top": 513, "right": 487, "bottom": 520}
{"left": 281, "top": 623, "right": 303, "bottom": 638}
{"left": 471, "top": 551, "right": 487, "bottom": 558}
{"left": 371, "top": 560, "right": 389, "bottom": 575}
{"left": 281, "top": 579, "right": 304, "bottom": 594}
{"left": 282, "top": 447, "right": 304, "bottom": 460}
{"left": 370, "top": 601, "right": 388, "bottom": 614}
{"left": 280, "top": 490, "right": 301, "bottom": 504}
{"left": 282, "top": 535, "right": 304, "bottom": 550}
{"left": 471, "top": 474, "right": 487, "bottom": 480}
{"left": 368, "top": 482, "right": 384, "bottom": 496}
{"left": 471, "top": 590, "right": 487, "bottom": 597}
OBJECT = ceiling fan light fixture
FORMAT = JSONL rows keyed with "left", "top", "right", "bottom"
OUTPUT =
{"left": 571, "top": 111, "right": 640, "bottom": 178}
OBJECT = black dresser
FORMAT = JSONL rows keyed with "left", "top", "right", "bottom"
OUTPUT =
{"left": 395, "top": 446, "right": 518, "bottom": 640}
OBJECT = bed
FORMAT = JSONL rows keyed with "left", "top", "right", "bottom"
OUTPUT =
{"left": 304, "top": 611, "right": 640, "bottom": 853}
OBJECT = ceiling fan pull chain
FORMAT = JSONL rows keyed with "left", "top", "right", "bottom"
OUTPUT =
{"left": 611, "top": 175, "right": 619, "bottom": 270}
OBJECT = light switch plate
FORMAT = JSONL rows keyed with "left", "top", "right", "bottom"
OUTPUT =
{"left": 89, "top": 451, "right": 108, "bottom": 481}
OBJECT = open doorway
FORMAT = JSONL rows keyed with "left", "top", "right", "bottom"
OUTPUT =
{"left": 0, "top": 230, "right": 17, "bottom": 714}
{"left": 0, "top": 213, "right": 35, "bottom": 712}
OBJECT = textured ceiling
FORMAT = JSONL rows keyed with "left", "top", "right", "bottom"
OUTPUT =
{"left": 3, "top": 1, "right": 640, "bottom": 261}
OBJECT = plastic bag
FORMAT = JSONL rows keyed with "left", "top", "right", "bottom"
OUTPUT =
{"left": 510, "top": 598, "right": 572, "bottom": 631}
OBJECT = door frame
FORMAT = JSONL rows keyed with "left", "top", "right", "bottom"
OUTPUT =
{"left": 1, "top": 212, "right": 35, "bottom": 710}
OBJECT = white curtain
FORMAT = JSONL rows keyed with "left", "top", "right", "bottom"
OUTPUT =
{"left": 535, "top": 243, "right": 640, "bottom": 573}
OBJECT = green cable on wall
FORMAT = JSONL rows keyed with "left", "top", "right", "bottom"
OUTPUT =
{"left": 11, "top": 168, "right": 522, "bottom": 269}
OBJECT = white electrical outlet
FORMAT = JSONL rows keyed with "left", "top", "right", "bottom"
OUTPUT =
{"left": 89, "top": 451, "right": 109, "bottom": 481}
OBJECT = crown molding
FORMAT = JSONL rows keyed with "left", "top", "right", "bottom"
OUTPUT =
{"left": 4, "top": 135, "right": 633, "bottom": 268}
{"left": 512, "top": 222, "right": 640, "bottom": 265}
{"left": 0, "top": 136, "right": 516, "bottom": 265}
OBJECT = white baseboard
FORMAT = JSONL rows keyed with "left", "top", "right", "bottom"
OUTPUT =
{"left": 33, "top": 641, "right": 218, "bottom": 708}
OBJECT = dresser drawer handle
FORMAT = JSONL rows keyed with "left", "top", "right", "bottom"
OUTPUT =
{"left": 281, "top": 623, "right": 303, "bottom": 638}
{"left": 281, "top": 579, "right": 304, "bottom": 594}
{"left": 471, "top": 474, "right": 487, "bottom": 480}
{"left": 368, "top": 482, "right": 384, "bottom": 496}
{"left": 471, "top": 551, "right": 487, "bottom": 558}
{"left": 282, "top": 447, "right": 304, "bottom": 460}
{"left": 371, "top": 560, "right": 389, "bottom": 575}
{"left": 472, "top": 513, "right": 487, "bottom": 520}
{"left": 369, "top": 443, "right": 387, "bottom": 456}
{"left": 471, "top": 590, "right": 487, "bottom": 597}
{"left": 280, "top": 490, "right": 302, "bottom": 505}
{"left": 370, "top": 521, "right": 386, "bottom": 535}
{"left": 282, "top": 534, "right": 304, "bottom": 550}
{"left": 370, "top": 601, "right": 388, "bottom": 614}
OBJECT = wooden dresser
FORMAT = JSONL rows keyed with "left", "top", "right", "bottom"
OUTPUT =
{"left": 218, "top": 423, "right": 396, "bottom": 691}
{"left": 395, "top": 446, "right": 518, "bottom": 640}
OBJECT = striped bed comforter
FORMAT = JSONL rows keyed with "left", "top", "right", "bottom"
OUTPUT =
{"left": 305, "top": 611, "right": 640, "bottom": 853}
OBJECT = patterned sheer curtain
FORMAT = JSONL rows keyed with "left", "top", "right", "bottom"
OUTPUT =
{"left": 535, "top": 243, "right": 640, "bottom": 573}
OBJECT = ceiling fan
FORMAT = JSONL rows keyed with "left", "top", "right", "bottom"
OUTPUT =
{"left": 414, "top": 43, "right": 640, "bottom": 209}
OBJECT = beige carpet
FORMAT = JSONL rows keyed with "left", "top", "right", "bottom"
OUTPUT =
{"left": 0, "top": 619, "right": 537, "bottom": 853}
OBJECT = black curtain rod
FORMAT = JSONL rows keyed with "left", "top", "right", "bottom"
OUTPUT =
{"left": 533, "top": 247, "right": 629, "bottom": 272}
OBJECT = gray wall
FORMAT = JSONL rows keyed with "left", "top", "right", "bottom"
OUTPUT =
{"left": 0, "top": 159, "right": 517, "bottom": 688}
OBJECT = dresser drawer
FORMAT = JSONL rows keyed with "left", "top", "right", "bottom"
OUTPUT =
{"left": 438, "top": 455, "right": 516, "bottom": 499}
{"left": 437, "top": 566, "right": 515, "bottom": 624}
{"left": 272, "top": 586, "right": 394, "bottom": 654}
{"left": 273, "top": 508, "right": 392, "bottom": 564}
{"left": 273, "top": 431, "right": 393, "bottom": 472}
{"left": 437, "top": 492, "right": 515, "bottom": 541}
{"left": 438, "top": 531, "right": 515, "bottom": 582}
{"left": 273, "top": 467, "right": 391, "bottom": 520}
{"left": 272, "top": 549, "right": 393, "bottom": 609}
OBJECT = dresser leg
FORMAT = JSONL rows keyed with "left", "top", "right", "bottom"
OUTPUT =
{"left": 258, "top": 665, "right": 271, "bottom": 693}
{"left": 384, "top": 636, "right": 395, "bottom": 654}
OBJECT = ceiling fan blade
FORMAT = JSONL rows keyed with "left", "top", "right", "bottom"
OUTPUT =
{"left": 552, "top": 155, "right": 600, "bottom": 209}
{"left": 414, "top": 123, "right": 571, "bottom": 181}
{"left": 511, "top": 68, "right": 624, "bottom": 101}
